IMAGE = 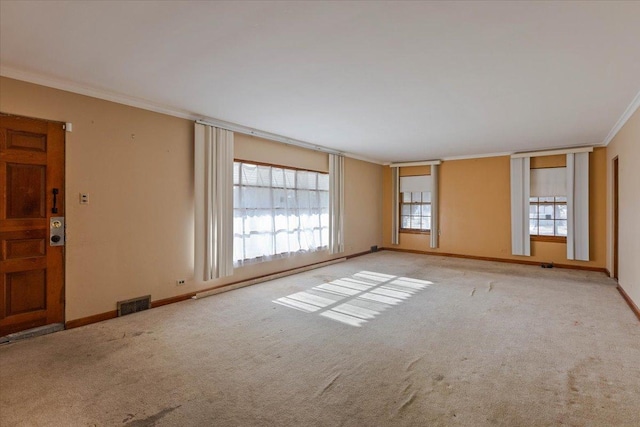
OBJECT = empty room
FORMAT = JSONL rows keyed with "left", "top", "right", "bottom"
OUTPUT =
{"left": 1, "top": 1, "right": 639, "bottom": 426}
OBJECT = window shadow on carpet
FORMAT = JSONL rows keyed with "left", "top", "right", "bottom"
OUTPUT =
{"left": 273, "top": 271, "right": 432, "bottom": 326}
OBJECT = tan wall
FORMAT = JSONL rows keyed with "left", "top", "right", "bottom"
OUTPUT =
{"left": 383, "top": 149, "right": 607, "bottom": 268}
{"left": 607, "top": 107, "right": 640, "bottom": 308}
{"left": 0, "top": 77, "right": 383, "bottom": 322}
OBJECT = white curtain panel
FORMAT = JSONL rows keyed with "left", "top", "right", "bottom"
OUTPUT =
{"left": 430, "top": 164, "right": 439, "bottom": 249}
{"left": 391, "top": 167, "right": 400, "bottom": 245}
{"left": 194, "top": 123, "right": 234, "bottom": 281}
{"left": 566, "top": 152, "right": 590, "bottom": 261}
{"left": 510, "top": 157, "right": 531, "bottom": 256}
{"left": 329, "top": 154, "right": 345, "bottom": 254}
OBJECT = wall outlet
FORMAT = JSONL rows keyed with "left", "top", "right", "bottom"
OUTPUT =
{"left": 79, "top": 193, "right": 89, "bottom": 204}
{"left": 176, "top": 279, "right": 186, "bottom": 286}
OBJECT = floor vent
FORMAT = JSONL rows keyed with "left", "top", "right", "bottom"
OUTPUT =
{"left": 117, "top": 295, "right": 151, "bottom": 317}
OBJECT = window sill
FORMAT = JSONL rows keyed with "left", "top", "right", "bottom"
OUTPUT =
{"left": 531, "top": 235, "right": 567, "bottom": 243}
{"left": 400, "top": 229, "right": 431, "bottom": 235}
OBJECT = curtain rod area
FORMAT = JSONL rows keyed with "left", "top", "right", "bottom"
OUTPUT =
{"left": 195, "top": 119, "right": 343, "bottom": 156}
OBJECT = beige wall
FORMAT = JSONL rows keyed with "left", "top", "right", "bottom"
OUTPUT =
{"left": 607, "top": 107, "right": 640, "bottom": 307}
{"left": 382, "top": 149, "right": 607, "bottom": 268}
{"left": 0, "top": 77, "right": 383, "bottom": 322}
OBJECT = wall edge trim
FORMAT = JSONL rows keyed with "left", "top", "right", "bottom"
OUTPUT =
{"left": 194, "top": 257, "right": 347, "bottom": 299}
{"left": 0, "top": 68, "right": 384, "bottom": 165}
{"left": 65, "top": 311, "right": 117, "bottom": 329}
{"left": 616, "top": 284, "right": 640, "bottom": 322}
{"left": 603, "top": 89, "right": 640, "bottom": 146}
{"left": 380, "top": 247, "right": 608, "bottom": 273}
{"left": 63, "top": 251, "right": 377, "bottom": 330}
{"left": 151, "top": 293, "right": 196, "bottom": 309}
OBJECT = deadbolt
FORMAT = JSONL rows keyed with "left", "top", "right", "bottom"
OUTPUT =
{"left": 50, "top": 216, "right": 65, "bottom": 246}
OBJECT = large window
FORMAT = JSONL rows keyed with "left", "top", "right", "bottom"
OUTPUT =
{"left": 233, "top": 161, "right": 329, "bottom": 264}
{"left": 400, "top": 191, "right": 431, "bottom": 232}
{"left": 529, "top": 196, "right": 567, "bottom": 237}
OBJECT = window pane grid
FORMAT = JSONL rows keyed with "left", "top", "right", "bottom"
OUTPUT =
{"left": 400, "top": 191, "right": 431, "bottom": 232}
{"left": 234, "top": 162, "right": 329, "bottom": 264}
{"left": 529, "top": 196, "right": 567, "bottom": 237}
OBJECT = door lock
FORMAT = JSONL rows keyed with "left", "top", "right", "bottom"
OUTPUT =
{"left": 50, "top": 216, "right": 65, "bottom": 246}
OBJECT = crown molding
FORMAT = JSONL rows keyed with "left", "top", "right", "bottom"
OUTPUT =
{"left": 440, "top": 151, "right": 513, "bottom": 162}
{"left": 511, "top": 146, "right": 593, "bottom": 158}
{"left": 0, "top": 65, "right": 385, "bottom": 165}
{"left": 0, "top": 65, "right": 199, "bottom": 120}
{"left": 602, "top": 89, "right": 640, "bottom": 146}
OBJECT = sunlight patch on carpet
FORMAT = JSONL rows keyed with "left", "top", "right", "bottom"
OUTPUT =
{"left": 273, "top": 271, "right": 432, "bottom": 326}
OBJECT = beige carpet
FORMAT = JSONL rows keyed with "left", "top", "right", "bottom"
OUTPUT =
{"left": 1, "top": 252, "right": 639, "bottom": 426}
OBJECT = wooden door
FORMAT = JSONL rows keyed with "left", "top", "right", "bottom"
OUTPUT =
{"left": 0, "top": 114, "right": 65, "bottom": 336}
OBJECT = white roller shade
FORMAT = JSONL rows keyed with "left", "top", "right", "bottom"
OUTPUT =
{"left": 400, "top": 175, "right": 433, "bottom": 193}
{"left": 567, "top": 152, "right": 589, "bottom": 261}
{"left": 510, "top": 157, "right": 530, "bottom": 256}
{"left": 531, "top": 167, "right": 566, "bottom": 197}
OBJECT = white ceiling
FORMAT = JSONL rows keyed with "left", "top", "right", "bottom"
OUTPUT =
{"left": 1, "top": 1, "right": 640, "bottom": 163}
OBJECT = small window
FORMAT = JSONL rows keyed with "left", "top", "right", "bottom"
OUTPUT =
{"left": 529, "top": 196, "right": 567, "bottom": 237}
{"left": 400, "top": 191, "right": 431, "bottom": 232}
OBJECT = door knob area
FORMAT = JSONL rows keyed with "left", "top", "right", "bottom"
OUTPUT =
{"left": 51, "top": 235, "right": 61, "bottom": 243}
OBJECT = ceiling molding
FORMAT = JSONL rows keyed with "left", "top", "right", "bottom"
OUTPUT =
{"left": 0, "top": 64, "right": 628, "bottom": 166}
{"left": 602, "top": 89, "right": 640, "bottom": 146}
{"left": 511, "top": 146, "right": 593, "bottom": 159}
{"left": 341, "top": 152, "right": 385, "bottom": 165}
{"left": 0, "top": 66, "right": 386, "bottom": 165}
{"left": 197, "top": 119, "right": 343, "bottom": 156}
{"left": 0, "top": 65, "right": 198, "bottom": 120}
{"left": 440, "top": 151, "right": 514, "bottom": 162}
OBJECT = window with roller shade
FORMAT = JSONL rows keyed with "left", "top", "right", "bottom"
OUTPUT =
{"left": 529, "top": 167, "right": 567, "bottom": 237}
{"left": 400, "top": 175, "right": 432, "bottom": 232}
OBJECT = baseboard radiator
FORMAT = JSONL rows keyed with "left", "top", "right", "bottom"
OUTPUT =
{"left": 193, "top": 257, "right": 346, "bottom": 300}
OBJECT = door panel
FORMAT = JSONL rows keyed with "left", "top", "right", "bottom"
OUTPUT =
{"left": 6, "top": 130, "right": 47, "bottom": 152}
{"left": 7, "top": 164, "right": 47, "bottom": 218}
{"left": 6, "top": 269, "right": 47, "bottom": 315}
{"left": 6, "top": 236, "right": 47, "bottom": 259}
{"left": 0, "top": 114, "right": 65, "bottom": 336}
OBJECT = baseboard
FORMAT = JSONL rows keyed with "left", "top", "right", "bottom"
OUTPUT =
{"left": 66, "top": 293, "right": 196, "bottom": 330}
{"left": 616, "top": 284, "right": 640, "bottom": 322}
{"left": 381, "top": 247, "right": 608, "bottom": 273}
{"left": 66, "top": 310, "right": 117, "bottom": 329}
{"left": 346, "top": 249, "right": 377, "bottom": 259}
{"left": 65, "top": 252, "right": 376, "bottom": 330}
{"left": 194, "top": 257, "right": 346, "bottom": 299}
{"left": 151, "top": 293, "right": 196, "bottom": 308}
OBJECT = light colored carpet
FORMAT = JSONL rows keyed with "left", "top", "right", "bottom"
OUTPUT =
{"left": 1, "top": 252, "right": 639, "bottom": 426}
